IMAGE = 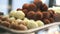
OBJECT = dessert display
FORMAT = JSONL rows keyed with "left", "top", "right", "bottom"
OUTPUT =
{"left": 0, "top": 0, "right": 57, "bottom": 31}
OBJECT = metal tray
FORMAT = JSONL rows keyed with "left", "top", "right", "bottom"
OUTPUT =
{"left": 0, "top": 22, "right": 60, "bottom": 34}
{"left": 0, "top": 12, "right": 60, "bottom": 34}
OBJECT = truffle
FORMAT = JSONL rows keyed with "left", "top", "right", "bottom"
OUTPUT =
{"left": 42, "top": 12, "right": 50, "bottom": 18}
{"left": 43, "top": 19, "right": 50, "bottom": 24}
{"left": 28, "top": 4, "right": 37, "bottom": 11}
{"left": 41, "top": 4, "right": 48, "bottom": 11}
{"left": 34, "top": 1, "right": 43, "bottom": 10}
{"left": 35, "top": 11, "right": 43, "bottom": 20}
{"left": 48, "top": 10, "right": 55, "bottom": 14}
{"left": 48, "top": 10, "right": 56, "bottom": 18}
{"left": 48, "top": 18, "right": 54, "bottom": 23}
{"left": 27, "top": 11, "right": 35, "bottom": 19}
{"left": 52, "top": 14, "right": 57, "bottom": 19}
{"left": 22, "top": 9, "right": 28, "bottom": 16}
{"left": 22, "top": 3, "right": 29, "bottom": 10}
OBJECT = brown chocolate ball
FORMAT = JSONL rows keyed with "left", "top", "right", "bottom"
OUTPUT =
{"left": 34, "top": 1, "right": 43, "bottom": 10}
{"left": 43, "top": 19, "right": 50, "bottom": 24}
{"left": 22, "top": 9, "right": 28, "bottom": 17}
{"left": 35, "top": 11, "right": 43, "bottom": 20}
{"left": 27, "top": 11, "right": 35, "bottom": 19}
{"left": 48, "top": 10, "right": 55, "bottom": 14}
{"left": 17, "top": 8, "right": 22, "bottom": 11}
{"left": 28, "top": 4, "right": 37, "bottom": 11}
{"left": 1, "top": 21, "right": 10, "bottom": 27}
{"left": 41, "top": 4, "right": 48, "bottom": 11}
{"left": 52, "top": 14, "right": 57, "bottom": 19}
{"left": 48, "top": 18, "right": 54, "bottom": 23}
{"left": 48, "top": 10, "right": 55, "bottom": 18}
{"left": 42, "top": 12, "right": 50, "bottom": 18}
{"left": 22, "top": 3, "right": 29, "bottom": 10}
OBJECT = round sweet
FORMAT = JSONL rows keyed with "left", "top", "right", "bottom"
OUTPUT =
{"left": 42, "top": 12, "right": 50, "bottom": 18}
{"left": 52, "top": 14, "right": 57, "bottom": 19}
{"left": 41, "top": 4, "right": 48, "bottom": 11}
{"left": 17, "top": 21, "right": 26, "bottom": 26}
{"left": 1, "top": 21, "right": 10, "bottom": 27}
{"left": 1, "top": 16, "right": 9, "bottom": 21}
{"left": 48, "top": 10, "right": 56, "bottom": 18}
{"left": 22, "top": 3, "right": 29, "bottom": 10}
{"left": 48, "top": 18, "right": 54, "bottom": 23}
{"left": 9, "top": 17, "right": 16, "bottom": 22}
{"left": 43, "top": 19, "right": 50, "bottom": 24}
{"left": 9, "top": 10, "right": 17, "bottom": 17}
{"left": 27, "top": 20, "right": 38, "bottom": 29}
{"left": 35, "top": 11, "right": 43, "bottom": 20}
{"left": 10, "top": 23, "right": 27, "bottom": 30}
{"left": 22, "top": 9, "right": 28, "bottom": 16}
{"left": 19, "top": 24, "right": 28, "bottom": 30}
{"left": 34, "top": 1, "right": 43, "bottom": 10}
{"left": 27, "top": 11, "right": 35, "bottom": 19}
{"left": 23, "top": 18, "right": 30, "bottom": 26}
{"left": 14, "top": 11, "right": 25, "bottom": 19}
{"left": 36, "top": 20, "right": 44, "bottom": 27}
{"left": 48, "top": 10, "right": 55, "bottom": 14}
{"left": 27, "top": 4, "right": 37, "bottom": 11}
{"left": 10, "top": 23, "right": 19, "bottom": 30}
{"left": 16, "top": 19, "right": 22, "bottom": 23}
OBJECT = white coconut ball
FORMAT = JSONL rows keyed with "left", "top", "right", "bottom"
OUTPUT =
{"left": 36, "top": 20, "right": 44, "bottom": 27}
{"left": 27, "top": 20, "right": 38, "bottom": 29}
{"left": 9, "top": 17, "right": 16, "bottom": 22}
{"left": 16, "top": 19, "right": 22, "bottom": 23}
{"left": 9, "top": 10, "right": 17, "bottom": 17}
{"left": 14, "top": 11, "right": 25, "bottom": 19}
{"left": 23, "top": 18, "right": 30, "bottom": 26}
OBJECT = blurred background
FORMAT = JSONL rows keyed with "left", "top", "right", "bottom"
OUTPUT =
{"left": 0, "top": 0, "right": 60, "bottom": 15}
